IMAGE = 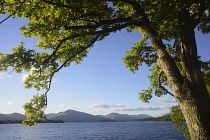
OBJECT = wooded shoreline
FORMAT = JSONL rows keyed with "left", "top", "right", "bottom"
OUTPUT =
{"left": 0, "top": 119, "right": 64, "bottom": 124}
{"left": 0, "top": 114, "right": 171, "bottom": 124}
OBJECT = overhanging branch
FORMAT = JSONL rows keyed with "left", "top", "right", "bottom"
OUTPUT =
{"left": 42, "top": 0, "right": 82, "bottom": 10}
{"left": 65, "top": 17, "right": 132, "bottom": 30}
{"left": 44, "top": 22, "right": 134, "bottom": 64}
{"left": 43, "top": 34, "right": 81, "bottom": 64}
{"left": 0, "top": 0, "right": 26, "bottom": 24}
{"left": 44, "top": 34, "right": 102, "bottom": 106}
{"left": 9, "top": 58, "right": 35, "bottom": 74}
{"left": 53, "top": 34, "right": 102, "bottom": 74}
{"left": 42, "top": 22, "right": 135, "bottom": 105}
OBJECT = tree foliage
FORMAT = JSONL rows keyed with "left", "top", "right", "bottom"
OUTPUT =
{"left": 0, "top": 2, "right": 209, "bottom": 138}
{"left": 170, "top": 105, "right": 190, "bottom": 139}
{"left": 22, "top": 94, "right": 46, "bottom": 127}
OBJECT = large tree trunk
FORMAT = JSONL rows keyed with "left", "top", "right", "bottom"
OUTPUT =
{"left": 176, "top": 10, "right": 210, "bottom": 139}
{"left": 161, "top": 33, "right": 210, "bottom": 139}
{"left": 177, "top": 88, "right": 210, "bottom": 140}
{"left": 141, "top": 13, "right": 210, "bottom": 140}
{"left": 160, "top": 28, "right": 210, "bottom": 139}
{"left": 179, "top": 36, "right": 210, "bottom": 139}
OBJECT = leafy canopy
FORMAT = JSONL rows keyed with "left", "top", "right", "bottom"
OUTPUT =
{"left": 0, "top": 0, "right": 209, "bottom": 126}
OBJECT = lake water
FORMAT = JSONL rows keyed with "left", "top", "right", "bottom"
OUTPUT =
{"left": 0, "top": 121, "right": 189, "bottom": 140}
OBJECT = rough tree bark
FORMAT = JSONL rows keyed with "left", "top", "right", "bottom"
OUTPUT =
{"left": 176, "top": 10, "right": 210, "bottom": 140}
{"left": 140, "top": 9, "right": 210, "bottom": 140}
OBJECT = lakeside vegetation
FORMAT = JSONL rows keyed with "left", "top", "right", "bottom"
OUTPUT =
{"left": 126, "top": 114, "right": 171, "bottom": 122}
{"left": 152, "top": 115, "right": 171, "bottom": 121}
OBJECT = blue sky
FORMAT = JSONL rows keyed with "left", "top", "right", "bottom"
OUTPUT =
{"left": 0, "top": 16, "right": 209, "bottom": 117}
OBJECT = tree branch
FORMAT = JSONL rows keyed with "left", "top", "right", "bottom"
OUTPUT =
{"left": 107, "top": 0, "right": 144, "bottom": 17}
{"left": 43, "top": 34, "right": 81, "bottom": 64}
{"left": 64, "top": 17, "right": 133, "bottom": 30}
{"left": 43, "top": 34, "right": 102, "bottom": 106}
{"left": 140, "top": 49, "right": 154, "bottom": 56}
{"left": 0, "top": 0, "right": 26, "bottom": 24}
{"left": 42, "top": 0, "right": 82, "bottom": 10}
{"left": 65, "top": 24, "right": 100, "bottom": 30}
{"left": 158, "top": 70, "right": 174, "bottom": 97}
{"left": 42, "top": 17, "right": 141, "bottom": 105}
{"left": 195, "top": 0, "right": 208, "bottom": 25}
{"left": 9, "top": 58, "right": 35, "bottom": 74}
{"left": 95, "top": 22, "right": 135, "bottom": 34}
{"left": 53, "top": 34, "right": 101, "bottom": 74}
{"left": 67, "top": 13, "right": 103, "bottom": 21}
{"left": 45, "top": 22, "right": 134, "bottom": 64}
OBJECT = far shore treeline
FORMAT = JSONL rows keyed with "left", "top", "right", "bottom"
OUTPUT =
{"left": 0, "top": 119, "right": 64, "bottom": 124}
{"left": 0, "top": 114, "right": 171, "bottom": 124}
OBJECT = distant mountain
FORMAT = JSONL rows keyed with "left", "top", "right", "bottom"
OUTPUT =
{"left": 160, "top": 113, "right": 171, "bottom": 117}
{"left": 103, "top": 113, "right": 153, "bottom": 121}
{"left": 0, "top": 110, "right": 156, "bottom": 122}
{"left": 48, "top": 110, "right": 111, "bottom": 122}
{"left": 0, "top": 113, "right": 25, "bottom": 121}
{"left": 45, "top": 113, "right": 57, "bottom": 118}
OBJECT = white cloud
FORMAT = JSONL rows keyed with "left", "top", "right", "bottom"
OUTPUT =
{"left": 88, "top": 104, "right": 110, "bottom": 108}
{"left": 115, "top": 104, "right": 125, "bottom": 107}
{"left": 58, "top": 104, "right": 80, "bottom": 110}
{"left": 87, "top": 104, "right": 126, "bottom": 109}
{"left": 111, "top": 106, "right": 170, "bottom": 112}
{"left": 51, "top": 78, "right": 59, "bottom": 84}
{"left": 20, "top": 68, "right": 36, "bottom": 83}
{"left": 0, "top": 73, "right": 10, "bottom": 79}
{"left": 21, "top": 73, "right": 59, "bottom": 84}
{"left": 88, "top": 110, "right": 105, "bottom": 114}
{"left": 154, "top": 96, "right": 176, "bottom": 103}
{"left": 21, "top": 73, "right": 29, "bottom": 82}
{"left": 58, "top": 104, "right": 66, "bottom": 108}
{"left": 7, "top": 101, "right": 12, "bottom": 105}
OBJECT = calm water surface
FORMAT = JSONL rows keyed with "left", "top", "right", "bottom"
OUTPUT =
{"left": 0, "top": 121, "right": 189, "bottom": 140}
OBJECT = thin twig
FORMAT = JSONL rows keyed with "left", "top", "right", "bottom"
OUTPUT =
{"left": 8, "top": 59, "right": 34, "bottom": 74}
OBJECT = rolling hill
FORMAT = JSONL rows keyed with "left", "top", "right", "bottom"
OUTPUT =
{"left": 48, "top": 110, "right": 111, "bottom": 122}
{"left": 0, "top": 110, "right": 158, "bottom": 122}
{"left": 0, "top": 113, "right": 25, "bottom": 121}
{"left": 103, "top": 113, "right": 153, "bottom": 121}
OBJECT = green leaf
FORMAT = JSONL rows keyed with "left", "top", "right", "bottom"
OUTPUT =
{"left": 22, "top": 94, "right": 46, "bottom": 127}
